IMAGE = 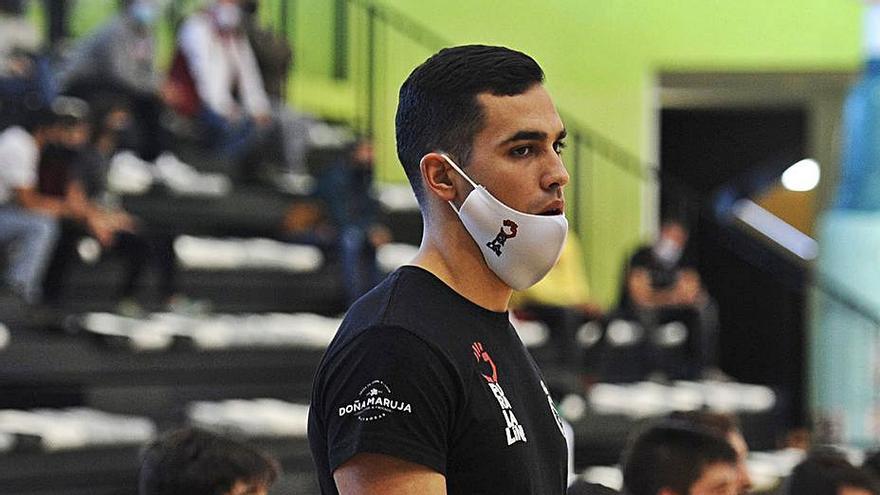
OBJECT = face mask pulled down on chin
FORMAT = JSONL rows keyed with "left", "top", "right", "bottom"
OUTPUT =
{"left": 440, "top": 153, "right": 568, "bottom": 291}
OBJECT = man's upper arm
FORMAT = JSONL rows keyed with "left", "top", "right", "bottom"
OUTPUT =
{"left": 334, "top": 452, "right": 446, "bottom": 495}
{"left": 317, "top": 327, "right": 459, "bottom": 482}
{"left": 627, "top": 267, "right": 656, "bottom": 307}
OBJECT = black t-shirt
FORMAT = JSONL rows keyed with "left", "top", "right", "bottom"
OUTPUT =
{"left": 308, "top": 266, "right": 568, "bottom": 494}
{"left": 71, "top": 148, "right": 109, "bottom": 199}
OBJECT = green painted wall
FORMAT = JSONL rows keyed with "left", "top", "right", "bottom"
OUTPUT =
{"left": 346, "top": 0, "right": 863, "bottom": 304}
{"left": 64, "top": 0, "right": 864, "bottom": 305}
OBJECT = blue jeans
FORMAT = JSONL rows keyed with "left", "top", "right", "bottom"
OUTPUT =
{"left": 340, "top": 226, "right": 380, "bottom": 307}
{"left": 196, "top": 106, "right": 258, "bottom": 162}
{"left": 0, "top": 206, "right": 59, "bottom": 304}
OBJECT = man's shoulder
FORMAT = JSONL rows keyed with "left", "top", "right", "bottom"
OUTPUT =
{"left": 0, "top": 126, "right": 33, "bottom": 143}
{"left": 628, "top": 245, "right": 655, "bottom": 267}
{"left": 0, "top": 127, "right": 36, "bottom": 158}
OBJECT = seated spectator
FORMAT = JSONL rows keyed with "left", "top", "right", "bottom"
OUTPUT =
{"left": 241, "top": 0, "right": 290, "bottom": 102}
{"left": 668, "top": 411, "right": 753, "bottom": 494}
{"left": 167, "top": 0, "right": 272, "bottom": 178}
{"left": 37, "top": 97, "right": 156, "bottom": 315}
{"left": 240, "top": 0, "right": 317, "bottom": 178}
{"left": 0, "top": 107, "right": 62, "bottom": 306}
{"left": 786, "top": 448, "right": 878, "bottom": 495}
{"left": 169, "top": 0, "right": 353, "bottom": 184}
{"left": 511, "top": 231, "right": 603, "bottom": 368}
{"left": 139, "top": 427, "right": 280, "bottom": 495}
{"left": 616, "top": 217, "right": 720, "bottom": 379}
{"left": 58, "top": 0, "right": 168, "bottom": 161}
{"left": 312, "top": 138, "right": 391, "bottom": 306}
{"left": 0, "top": 0, "right": 55, "bottom": 128}
{"left": 75, "top": 98, "right": 181, "bottom": 310}
{"left": 621, "top": 422, "right": 738, "bottom": 495}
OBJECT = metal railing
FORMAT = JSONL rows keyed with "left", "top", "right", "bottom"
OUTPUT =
{"left": 344, "top": 0, "right": 651, "bottom": 238}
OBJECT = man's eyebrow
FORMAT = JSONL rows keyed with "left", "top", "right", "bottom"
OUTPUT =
{"left": 501, "top": 130, "right": 547, "bottom": 145}
{"left": 500, "top": 129, "right": 567, "bottom": 145}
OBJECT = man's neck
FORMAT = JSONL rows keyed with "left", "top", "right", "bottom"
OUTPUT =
{"left": 410, "top": 214, "right": 512, "bottom": 313}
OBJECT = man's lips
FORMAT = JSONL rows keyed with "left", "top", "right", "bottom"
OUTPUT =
{"left": 539, "top": 200, "right": 565, "bottom": 216}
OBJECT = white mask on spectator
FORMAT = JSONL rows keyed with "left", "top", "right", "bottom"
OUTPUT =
{"left": 213, "top": 3, "right": 242, "bottom": 30}
{"left": 129, "top": 1, "right": 157, "bottom": 26}
{"left": 441, "top": 153, "right": 568, "bottom": 290}
{"left": 654, "top": 237, "right": 683, "bottom": 266}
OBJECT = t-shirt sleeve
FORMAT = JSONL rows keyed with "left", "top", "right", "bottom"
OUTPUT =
{"left": 0, "top": 131, "right": 37, "bottom": 190}
{"left": 628, "top": 246, "right": 654, "bottom": 270}
{"left": 316, "top": 326, "right": 459, "bottom": 476}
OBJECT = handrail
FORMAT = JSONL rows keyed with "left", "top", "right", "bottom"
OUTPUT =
{"left": 346, "top": 0, "right": 652, "bottom": 182}
{"left": 341, "top": 0, "right": 880, "bottom": 333}
{"left": 346, "top": 0, "right": 653, "bottom": 238}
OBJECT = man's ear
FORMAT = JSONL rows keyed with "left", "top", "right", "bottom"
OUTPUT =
{"left": 658, "top": 488, "right": 681, "bottom": 495}
{"left": 419, "top": 152, "right": 458, "bottom": 203}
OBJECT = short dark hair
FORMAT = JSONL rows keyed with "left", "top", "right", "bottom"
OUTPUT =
{"left": 21, "top": 106, "right": 57, "bottom": 133}
{"left": 622, "top": 423, "right": 737, "bottom": 495}
{"left": 138, "top": 427, "right": 280, "bottom": 495}
{"left": 395, "top": 44, "right": 544, "bottom": 205}
{"left": 787, "top": 448, "right": 879, "bottom": 495}
{"left": 667, "top": 410, "right": 739, "bottom": 438}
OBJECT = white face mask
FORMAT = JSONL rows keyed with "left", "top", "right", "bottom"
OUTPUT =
{"left": 653, "top": 237, "right": 683, "bottom": 266}
{"left": 441, "top": 153, "right": 568, "bottom": 290}
{"left": 213, "top": 3, "right": 242, "bottom": 30}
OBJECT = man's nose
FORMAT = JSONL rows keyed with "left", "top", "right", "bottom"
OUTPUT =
{"left": 542, "top": 155, "right": 570, "bottom": 190}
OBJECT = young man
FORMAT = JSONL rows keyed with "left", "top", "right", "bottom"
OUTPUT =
{"left": 668, "top": 411, "right": 754, "bottom": 495}
{"left": 139, "top": 427, "right": 279, "bottom": 495}
{"left": 308, "top": 45, "right": 570, "bottom": 494}
{"left": 618, "top": 217, "right": 720, "bottom": 379}
{"left": 622, "top": 423, "right": 739, "bottom": 495}
{"left": 786, "top": 449, "right": 878, "bottom": 495}
{"left": 0, "top": 108, "right": 63, "bottom": 306}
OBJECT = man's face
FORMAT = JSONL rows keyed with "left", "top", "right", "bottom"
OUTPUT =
{"left": 455, "top": 84, "right": 569, "bottom": 216}
{"left": 687, "top": 462, "right": 738, "bottom": 495}
{"left": 659, "top": 222, "right": 688, "bottom": 250}
{"left": 60, "top": 122, "right": 90, "bottom": 149}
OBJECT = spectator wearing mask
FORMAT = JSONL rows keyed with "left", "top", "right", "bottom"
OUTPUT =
{"left": 621, "top": 422, "right": 738, "bottom": 495}
{"left": 72, "top": 98, "right": 183, "bottom": 311}
{"left": 313, "top": 138, "right": 391, "bottom": 306}
{"left": 0, "top": 107, "right": 62, "bottom": 306}
{"left": 59, "top": 0, "right": 168, "bottom": 161}
{"left": 169, "top": 0, "right": 272, "bottom": 174}
{"left": 617, "top": 217, "right": 720, "bottom": 379}
{"left": 38, "top": 97, "right": 149, "bottom": 314}
{"left": 0, "top": 0, "right": 55, "bottom": 128}
{"left": 139, "top": 427, "right": 280, "bottom": 495}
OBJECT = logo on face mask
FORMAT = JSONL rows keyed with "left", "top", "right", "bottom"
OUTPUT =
{"left": 486, "top": 219, "right": 518, "bottom": 257}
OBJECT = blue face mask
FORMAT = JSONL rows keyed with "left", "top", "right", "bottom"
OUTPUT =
{"left": 129, "top": 1, "right": 157, "bottom": 26}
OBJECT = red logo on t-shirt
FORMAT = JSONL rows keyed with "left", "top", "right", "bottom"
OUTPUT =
{"left": 471, "top": 341, "right": 526, "bottom": 445}
{"left": 472, "top": 341, "right": 498, "bottom": 383}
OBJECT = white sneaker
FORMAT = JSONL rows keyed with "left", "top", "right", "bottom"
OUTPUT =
{"left": 154, "top": 152, "right": 231, "bottom": 197}
{"left": 107, "top": 150, "right": 154, "bottom": 194}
